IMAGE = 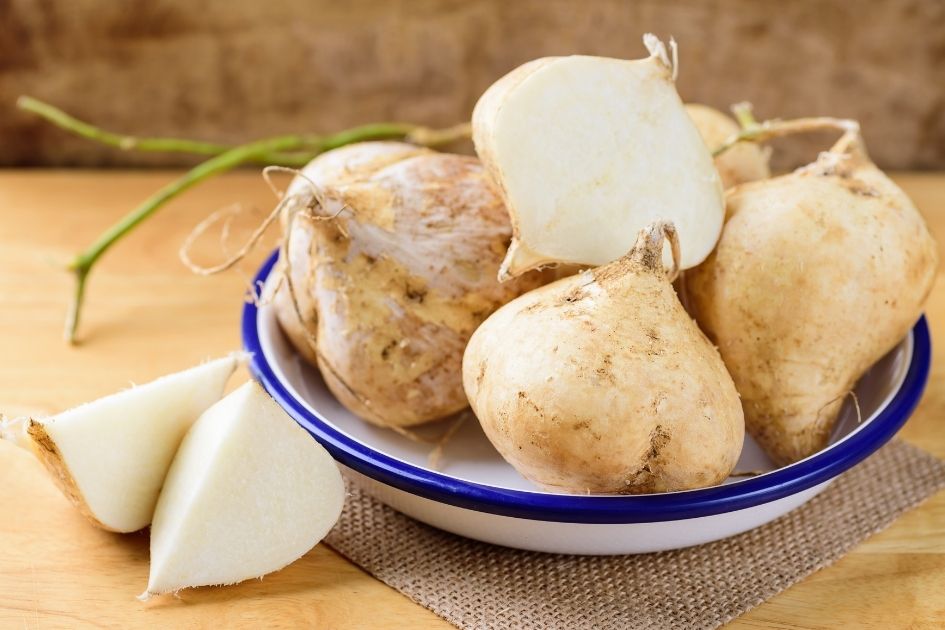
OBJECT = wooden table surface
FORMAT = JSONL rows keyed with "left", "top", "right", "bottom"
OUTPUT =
{"left": 1, "top": 170, "right": 944, "bottom": 629}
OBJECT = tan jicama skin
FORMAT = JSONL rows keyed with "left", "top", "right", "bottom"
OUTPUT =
{"left": 273, "top": 206, "right": 320, "bottom": 367}
{"left": 463, "top": 222, "right": 744, "bottom": 494}
{"left": 1, "top": 419, "right": 106, "bottom": 527}
{"left": 685, "top": 133, "right": 938, "bottom": 465}
{"left": 273, "top": 142, "right": 547, "bottom": 428}
{"left": 685, "top": 103, "right": 771, "bottom": 189}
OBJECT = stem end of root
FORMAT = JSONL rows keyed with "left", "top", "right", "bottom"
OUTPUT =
{"left": 405, "top": 122, "right": 472, "bottom": 147}
{"left": 731, "top": 102, "right": 759, "bottom": 130}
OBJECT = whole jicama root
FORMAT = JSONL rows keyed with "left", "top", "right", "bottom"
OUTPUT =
{"left": 685, "top": 103, "right": 771, "bottom": 188}
{"left": 463, "top": 222, "right": 744, "bottom": 494}
{"left": 685, "top": 129, "right": 938, "bottom": 465}
{"left": 273, "top": 142, "right": 547, "bottom": 428}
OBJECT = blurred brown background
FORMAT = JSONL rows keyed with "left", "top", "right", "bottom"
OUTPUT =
{"left": 1, "top": 0, "right": 943, "bottom": 170}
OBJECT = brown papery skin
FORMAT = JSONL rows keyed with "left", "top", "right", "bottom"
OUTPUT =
{"left": 685, "top": 142, "right": 938, "bottom": 465}
{"left": 274, "top": 142, "right": 547, "bottom": 428}
{"left": 463, "top": 225, "right": 744, "bottom": 494}
{"left": 25, "top": 421, "right": 111, "bottom": 531}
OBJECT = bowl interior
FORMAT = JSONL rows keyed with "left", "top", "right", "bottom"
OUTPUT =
{"left": 256, "top": 295, "right": 913, "bottom": 495}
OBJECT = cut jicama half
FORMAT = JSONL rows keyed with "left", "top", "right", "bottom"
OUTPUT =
{"left": 0, "top": 355, "right": 240, "bottom": 533}
{"left": 473, "top": 35, "right": 725, "bottom": 279}
{"left": 142, "top": 381, "right": 345, "bottom": 599}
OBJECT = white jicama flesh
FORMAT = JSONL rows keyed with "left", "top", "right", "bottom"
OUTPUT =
{"left": 0, "top": 355, "right": 239, "bottom": 533}
{"left": 473, "top": 35, "right": 724, "bottom": 279}
{"left": 142, "top": 381, "right": 344, "bottom": 599}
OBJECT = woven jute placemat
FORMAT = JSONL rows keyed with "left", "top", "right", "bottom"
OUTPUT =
{"left": 324, "top": 440, "right": 945, "bottom": 629}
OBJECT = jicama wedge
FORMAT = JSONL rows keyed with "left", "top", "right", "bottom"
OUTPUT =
{"left": 473, "top": 35, "right": 724, "bottom": 279}
{"left": 0, "top": 355, "right": 240, "bottom": 532}
{"left": 142, "top": 381, "right": 344, "bottom": 598}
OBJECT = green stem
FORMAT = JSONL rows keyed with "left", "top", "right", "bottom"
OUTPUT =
{"left": 731, "top": 102, "right": 759, "bottom": 131}
{"left": 47, "top": 111, "right": 471, "bottom": 343}
{"left": 17, "top": 96, "right": 470, "bottom": 165}
{"left": 712, "top": 116, "right": 859, "bottom": 158}
{"left": 17, "top": 96, "right": 316, "bottom": 165}
{"left": 64, "top": 134, "right": 314, "bottom": 342}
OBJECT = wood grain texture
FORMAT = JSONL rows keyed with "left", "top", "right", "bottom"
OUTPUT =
{"left": 1, "top": 0, "right": 944, "bottom": 170}
{"left": 0, "top": 170, "right": 944, "bottom": 628}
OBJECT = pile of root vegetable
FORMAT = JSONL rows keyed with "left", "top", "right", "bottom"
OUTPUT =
{"left": 270, "top": 34, "right": 937, "bottom": 490}
{"left": 5, "top": 34, "right": 937, "bottom": 597}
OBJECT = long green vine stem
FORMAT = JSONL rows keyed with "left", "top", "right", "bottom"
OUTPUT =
{"left": 64, "top": 134, "right": 317, "bottom": 343}
{"left": 712, "top": 106, "right": 859, "bottom": 157}
{"left": 17, "top": 96, "right": 318, "bottom": 166}
{"left": 18, "top": 96, "right": 472, "bottom": 343}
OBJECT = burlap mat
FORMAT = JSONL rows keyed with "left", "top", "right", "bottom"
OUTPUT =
{"left": 325, "top": 440, "right": 945, "bottom": 630}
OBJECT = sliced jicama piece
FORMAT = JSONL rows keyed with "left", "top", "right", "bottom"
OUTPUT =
{"left": 473, "top": 35, "right": 724, "bottom": 278}
{"left": 142, "top": 381, "right": 344, "bottom": 599}
{"left": 0, "top": 355, "right": 240, "bottom": 533}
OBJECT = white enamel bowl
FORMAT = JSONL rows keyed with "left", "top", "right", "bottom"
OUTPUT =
{"left": 243, "top": 253, "right": 931, "bottom": 555}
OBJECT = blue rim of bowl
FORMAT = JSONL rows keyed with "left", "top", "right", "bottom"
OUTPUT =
{"left": 243, "top": 251, "right": 932, "bottom": 524}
